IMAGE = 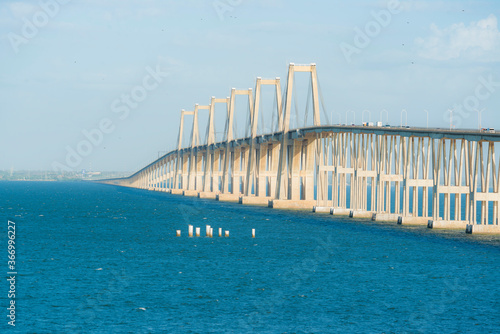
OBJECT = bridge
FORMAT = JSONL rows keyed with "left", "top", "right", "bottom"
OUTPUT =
{"left": 100, "top": 63, "right": 500, "bottom": 234}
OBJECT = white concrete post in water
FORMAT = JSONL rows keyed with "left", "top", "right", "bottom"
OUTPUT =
{"left": 252, "top": 229, "right": 255, "bottom": 238}
{"left": 225, "top": 230, "right": 229, "bottom": 237}
{"left": 206, "top": 225, "right": 211, "bottom": 237}
{"left": 210, "top": 228, "right": 213, "bottom": 238}
{"left": 196, "top": 227, "right": 200, "bottom": 237}
{"left": 188, "top": 225, "right": 193, "bottom": 237}
{"left": 219, "top": 228, "right": 222, "bottom": 237}
{"left": 176, "top": 230, "right": 181, "bottom": 237}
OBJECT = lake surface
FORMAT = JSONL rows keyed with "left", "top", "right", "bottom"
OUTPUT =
{"left": 1, "top": 181, "right": 499, "bottom": 333}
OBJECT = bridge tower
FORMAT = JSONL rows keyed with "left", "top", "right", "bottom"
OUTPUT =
{"left": 173, "top": 109, "right": 194, "bottom": 190}
{"left": 201, "top": 96, "right": 230, "bottom": 194}
{"left": 244, "top": 77, "right": 282, "bottom": 199}
{"left": 275, "top": 63, "right": 320, "bottom": 203}
{"left": 221, "top": 88, "right": 254, "bottom": 196}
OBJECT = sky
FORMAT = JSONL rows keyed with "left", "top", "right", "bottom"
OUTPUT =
{"left": 1, "top": 0, "right": 499, "bottom": 172}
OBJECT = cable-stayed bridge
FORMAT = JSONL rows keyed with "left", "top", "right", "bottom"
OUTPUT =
{"left": 99, "top": 63, "right": 500, "bottom": 234}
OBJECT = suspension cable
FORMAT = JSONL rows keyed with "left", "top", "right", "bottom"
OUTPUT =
{"left": 204, "top": 114, "right": 210, "bottom": 145}
{"left": 244, "top": 102, "right": 250, "bottom": 138}
{"left": 281, "top": 82, "right": 288, "bottom": 132}
{"left": 271, "top": 88, "right": 277, "bottom": 133}
{"left": 188, "top": 122, "right": 194, "bottom": 148}
{"left": 293, "top": 74, "right": 299, "bottom": 129}
{"left": 317, "top": 72, "right": 330, "bottom": 125}
{"left": 304, "top": 74, "right": 312, "bottom": 127}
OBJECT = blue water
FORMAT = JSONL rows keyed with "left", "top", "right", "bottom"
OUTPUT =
{"left": 1, "top": 181, "right": 499, "bottom": 333}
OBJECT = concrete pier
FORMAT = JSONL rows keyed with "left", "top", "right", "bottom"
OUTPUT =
{"left": 398, "top": 216, "right": 431, "bottom": 225}
{"left": 183, "top": 190, "right": 198, "bottom": 197}
{"left": 428, "top": 220, "right": 468, "bottom": 229}
{"left": 466, "top": 224, "right": 500, "bottom": 234}
{"left": 239, "top": 196, "right": 271, "bottom": 206}
{"left": 269, "top": 200, "right": 316, "bottom": 210}
{"left": 330, "top": 208, "right": 351, "bottom": 216}
{"left": 313, "top": 206, "right": 331, "bottom": 213}
{"left": 171, "top": 189, "right": 183, "bottom": 195}
{"left": 349, "top": 210, "right": 373, "bottom": 219}
{"left": 198, "top": 192, "right": 217, "bottom": 199}
{"left": 372, "top": 213, "right": 400, "bottom": 222}
{"left": 217, "top": 194, "right": 241, "bottom": 202}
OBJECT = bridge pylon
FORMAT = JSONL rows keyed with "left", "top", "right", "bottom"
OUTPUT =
{"left": 276, "top": 63, "right": 321, "bottom": 201}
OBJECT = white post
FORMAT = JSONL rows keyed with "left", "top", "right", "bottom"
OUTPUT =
{"left": 196, "top": 227, "right": 200, "bottom": 237}
{"left": 475, "top": 108, "right": 485, "bottom": 129}
{"left": 188, "top": 225, "right": 193, "bottom": 237}
{"left": 225, "top": 230, "right": 229, "bottom": 237}
{"left": 252, "top": 229, "right": 255, "bottom": 238}
{"left": 176, "top": 230, "right": 181, "bottom": 237}
{"left": 219, "top": 227, "right": 222, "bottom": 237}
{"left": 401, "top": 109, "right": 408, "bottom": 127}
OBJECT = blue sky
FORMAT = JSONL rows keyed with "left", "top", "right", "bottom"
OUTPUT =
{"left": 1, "top": 0, "right": 499, "bottom": 172}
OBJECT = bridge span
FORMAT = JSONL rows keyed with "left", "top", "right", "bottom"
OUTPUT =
{"left": 100, "top": 63, "right": 500, "bottom": 234}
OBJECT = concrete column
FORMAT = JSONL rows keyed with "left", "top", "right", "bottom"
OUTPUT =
{"left": 239, "top": 146, "right": 249, "bottom": 195}
{"left": 163, "top": 160, "right": 168, "bottom": 190}
{"left": 168, "top": 158, "right": 174, "bottom": 189}
{"left": 152, "top": 166, "right": 155, "bottom": 189}
{"left": 376, "top": 135, "right": 385, "bottom": 213}
{"left": 181, "top": 153, "right": 189, "bottom": 190}
{"left": 222, "top": 146, "right": 232, "bottom": 194}
{"left": 164, "top": 160, "right": 168, "bottom": 189}
{"left": 432, "top": 138, "right": 441, "bottom": 220}
{"left": 213, "top": 149, "right": 221, "bottom": 192}
{"left": 187, "top": 152, "right": 196, "bottom": 190}
{"left": 290, "top": 140, "right": 302, "bottom": 201}
{"left": 256, "top": 145, "right": 267, "bottom": 197}
{"left": 203, "top": 148, "right": 213, "bottom": 192}
{"left": 196, "top": 151, "right": 204, "bottom": 191}
{"left": 304, "top": 137, "right": 316, "bottom": 201}
{"left": 270, "top": 143, "right": 280, "bottom": 198}
{"left": 232, "top": 147, "right": 241, "bottom": 194}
